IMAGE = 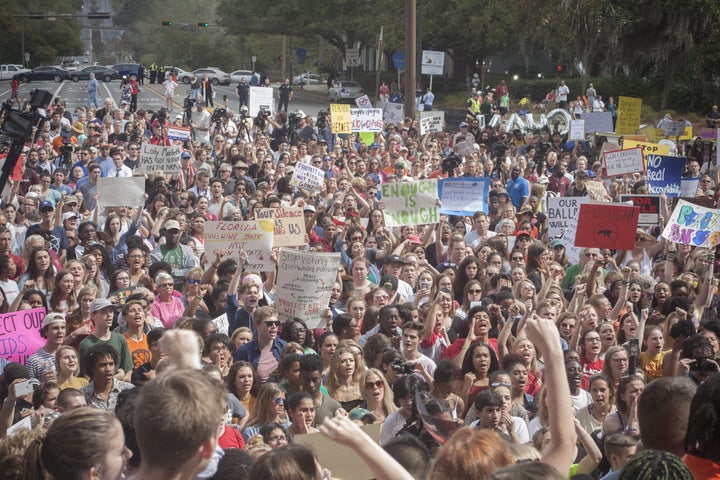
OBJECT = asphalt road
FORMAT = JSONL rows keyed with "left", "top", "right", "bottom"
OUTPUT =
{"left": 0, "top": 79, "right": 328, "bottom": 118}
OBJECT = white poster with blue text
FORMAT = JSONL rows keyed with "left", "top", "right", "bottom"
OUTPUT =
{"left": 438, "top": 178, "right": 490, "bottom": 216}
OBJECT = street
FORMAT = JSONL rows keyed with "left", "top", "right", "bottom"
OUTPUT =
{"left": 0, "top": 79, "right": 328, "bottom": 119}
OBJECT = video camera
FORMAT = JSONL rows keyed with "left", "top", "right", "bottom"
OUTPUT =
{"left": 441, "top": 153, "right": 462, "bottom": 176}
{"left": 211, "top": 107, "right": 227, "bottom": 124}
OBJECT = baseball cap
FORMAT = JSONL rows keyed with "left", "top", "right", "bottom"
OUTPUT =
{"left": 459, "top": 121, "right": 468, "bottom": 128}
{"left": 39, "top": 200, "right": 54, "bottom": 212}
{"left": 380, "top": 274, "right": 398, "bottom": 292}
{"left": 42, "top": 312, "right": 66, "bottom": 328}
{"left": 175, "top": 114, "right": 183, "bottom": 120}
{"left": 180, "top": 151, "right": 192, "bottom": 159}
{"left": 62, "top": 212, "right": 79, "bottom": 222}
{"left": 369, "top": 142, "right": 379, "bottom": 149}
{"left": 303, "top": 205, "right": 316, "bottom": 213}
{"left": 64, "top": 195, "right": 79, "bottom": 205}
{"left": 163, "top": 219, "right": 181, "bottom": 231}
{"left": 348, "top": 408, "right": 377, "bottom": 423}
{"left": 550, "top": 238, "right": 565, "bottom": 249}
{"left": 90, "top": 298, "right": 115, "bottom": 312}
{"left": 386, "top": 254, "right": 407, "bottom": 265}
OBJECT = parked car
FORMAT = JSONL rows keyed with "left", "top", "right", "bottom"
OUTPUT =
{"left": 70, "top": 66, "right": 120, "bottom": 82}
{"left": 178, "top": 67, "right": 231, "bottom": 86}
{"left": 328, "top": 81, "right": 364, "bottom": 102}
{"left": 18, "top": 66, "right": 70, "bottom": 83}
{"left": 163, "top": 66, "right": 188, "bottom": 79}
{"left": 230, "top": 70, "right": 254, "bottom": 84}
{"left": 293, "top": 72, "right": 321, "bottom": 85}
{"left": 111, "top": 63, "right": 140, "bottom": 78}
{"left": 0, "top": 64, "right": 30, "bottom": 80}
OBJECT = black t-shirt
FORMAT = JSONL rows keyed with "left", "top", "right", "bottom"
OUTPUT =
{"left": 279, "top": 84, "right": 293, "bottom": 99}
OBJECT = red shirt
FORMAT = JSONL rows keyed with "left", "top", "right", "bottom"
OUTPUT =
{"left": 218, "top": 426, "right": 245, "bottom": 450}
{"left": 580, "top": 355, "right": 604, "bottom": 390}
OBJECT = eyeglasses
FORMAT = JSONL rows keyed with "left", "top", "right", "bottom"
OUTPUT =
{"left": 374, "top": 294, "right": 389, "bottom": 300}
{"left": 365, "top": 380, "right": 384, "bottom": 390}
{"left": 210, "top": 345, "right": 230, "bottom": 353}
{"left": 290, "top": 328, "right": 305, "bottom": 335}
{"left": 586, "top": 337, "right": 602, "bottom": 343}
{"left": 187, "top": 278, "right": 200, "bottom": 285}
{"left": 128, "top": 254, "right": 144, "bottom": 259}
{"left": 512, "top": 256, "right": 524, "bottom": 261}
{"left": 264, "top": 320, "right": 280, "bottom": 328}
{"left": 273, "top": 397, "right": 285, "bottom": 405}
{"left": 523, "top": 285, "right": 535, "bottom": 290}
{"left": 468, "top": 289, "right": 483, "bottom": 294}
{"left": 585, "top": 253, "right": 598, "bottom": 257}
{"left": 159, "top": 283, "right": 174, "bottom": 288}
{"left": 129, "top": 147, "right": 139, "bottom": 151}
{"left": 612, "top": 357, "right": 629, "bottom": 363}
{"left": 490, "top": 381, "right": 512, "bottom": 388}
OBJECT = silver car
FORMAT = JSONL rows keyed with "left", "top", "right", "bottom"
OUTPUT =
{"left": 293, "top": 72, "right": 321, "bottom": 85}
{"left": 328, "top": 81, "right": 364, "bottom": 102}
{"left": 230, "top": 70, "right": 255, "bottom": 84}
{"left": 178, "top": 67, "right": 231, "bottom": 86}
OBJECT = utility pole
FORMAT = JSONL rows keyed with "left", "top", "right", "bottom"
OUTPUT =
{"left": 374, "top": 26, "right": 384, "bottom": 105}
{"left": 404, "top": 0, "right": 416, "bottom": 120}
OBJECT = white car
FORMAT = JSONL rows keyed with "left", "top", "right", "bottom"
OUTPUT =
{"left": 293, "top": 72, "right": 321, "bottom": 85}
{"left": 328, "top": 81, "right": 364, "bottom": 102}
{"left": 178, "top": 67, "right": 231, "bottom": 85}
{"left": 230, "top": 70, "right": 255, "bottom": 84}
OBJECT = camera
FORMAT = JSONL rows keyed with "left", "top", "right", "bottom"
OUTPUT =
{"left": 316, "top": 109, "right": 329, "bottom": 132}
{"left": 441, "top": 153, "right": 461, "bottom": 175}
{"left": 211, "top": 107, "right": 227, "bottom": 123}
{"left": 183, "top": 97, "right": 196, "bottom": 110}
{"left": 390, "top": 358, "right": 415, "bottom": 375}
{"left": 690, "top": 357, "right": 718, "bottom": 373}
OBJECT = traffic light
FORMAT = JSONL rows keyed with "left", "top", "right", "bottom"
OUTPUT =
{"left": 161, "top": 20, "right": 173, "bottom": 26}
{"left": 87, "top": 12, "right": 111, "bottom": 19}
{"left": 197, "top": 22, "right": 209, "bottom": 27}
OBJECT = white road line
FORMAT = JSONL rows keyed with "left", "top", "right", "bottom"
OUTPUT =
{"left": 102, "top": 82, "right": 116, "bottom": 107}
{"left": 52, "top": 82, "right": 65, "bottom": 102}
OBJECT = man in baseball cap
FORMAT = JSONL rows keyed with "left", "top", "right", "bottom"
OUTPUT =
{"left": 149, "top": 219, "right": 199, "bottom": 287}
{"left": 25, "top": 312, "right": 67, "bottom": 380}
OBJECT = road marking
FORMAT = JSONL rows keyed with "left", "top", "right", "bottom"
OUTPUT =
{"left": 143, "top": 84, "right": 185, "bottom": 111}
{"left": 102, "top": 82, "right": 116, "bottom": 108}
{"left": 52, "top": 82, "right": 65, "bottom": 101}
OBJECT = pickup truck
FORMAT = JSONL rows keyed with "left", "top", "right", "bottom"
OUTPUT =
{"left": 0, "top": 64, "right": 31, "bottom": 80}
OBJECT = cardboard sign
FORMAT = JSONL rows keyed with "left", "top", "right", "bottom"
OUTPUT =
{"left": 137, "top": 143, "right": 182, "bottom": 175}
{"left": 680, "top": 178, "right": 700, "bottom": 198}
{"left": 248, "top": 86, "right": 274, "bottom": 117}
{"left": 575, "top": 203, "right": 640, "bottom": 250}
{"left": 620, "top": 195, "right": 660, "bottom": 226}
{"left": 623, "top": 140, "right": 670, "bottom": 160}
{"left": 438, "top": 177, "right": 490, "bottom": 216}
{"left": 546, "top": 197, "right": 593, "bottom": 238}
{"left": 585, "top": 181, "right": 610, "bottom": 202}
{"left": 646, "top": 154, "right": 685, "bottom": 197}
{"left": 580, "top": 112, "right": 614, "bottom": 134}
{"left": 569, "top": 119, "right": 585, "bottom": 140}
{"left": 662, "top": 199, "right": 720, "bottom": 248}
{"left": 330, "top": 103, "right": 351, "bottom": 134}
{"left": 167, "top": 126, "right": 191, "bottom": 141}
{"left": 603, "top": 147, "right": 644, "bottom": 176}
{"left": 275, "top": 248, "right": 341, "bottom": 327}
{"left": 0, "top": 308, "right": 47, "bottom": 364}
{"left": 382, "top": 102, "right": 404, "bottom": 125}
{"left": 204, "top": 220, "right": 275, "bottom": 272}
{"left": 381, "top": 179, "right": 439, "bottom": 227}
{"left": 97, "top": 177, "right": 145, "bottom": 207}
{"left": 351, "top": 108, "right": 383, "bottom": 132}
{"left": 255, "top": 207, "right": 305, "bottom": 247}
{"left": 420, "top": 111, "right": 445, "bottom": 134}
{"left": 616, "top": 96, "right": 642, "bottom": 134}
{"left": 355, "top": 95, "right": 372, "bottom": 108}
{"left": 289, "top": 162, "right": 325, "bottom": 192}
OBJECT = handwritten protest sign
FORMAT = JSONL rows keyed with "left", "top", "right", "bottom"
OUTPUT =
{"left": 569, "top": 119, "right": 585, "bottom": 140}
{"left": 351, "top": 108, "right": 383, "bottom": 132}
{"left": 275, "top": 248, "right": 341, "bottom": 327}
{"left": 419, "top": 111, "right": 445, "bottom": 135}
{"left": 204, "top": 220, "right": 274, "bottom": 271}
{"left": 646, "top": 154, "right": 684, "bottom": 196}
{"left": 603, "top": 147, "right": 644, "bottom": 176}
{"left": 355, "top": 95, "right": 372, "bottom": 108}
{"left": 575, "top": 203, "right": 640, "bottom": 250}
{"left": 585, "top": 181, "right": 611, "bottom": 202}
{"left": 0, "top": 307, "right": 47, "bottom": 364}
{"left": 330, "top": 103, "right": 351, "bottom": 134}
{"left": 383, "top": 102, "right": 404, "bottom": 125}
{"left": 680, "top": 179, "right": 700, "bottom": 198}
{"left": 623, "top": 140, "right": 670, "bottom": 160}
{"left": 620, "top": 195, "right": 660, "bottom": 226}
{"left": 547, "top": 197, "right": 593, "bottom": 238}
{"left": 580, "top": 112, "right": 613, "bottom": 133}
{"left": 97, "top": 177, "right": 145, "bottom": 207}
{"left": 560, "top": 215, "right": 583, "bottom": 265}
{"left": 248, "top": 86, "right": 274, "bottom": 117}
{"left": 438, "top": 178, "right": 489, "bottom": 216}
{"left": 137, "top": 143, "right": 182, "bottom": 175}
{"left": 167, "top": 126, "right": 191, "bottom": 141}
{"left": 289, "top": 162, "right": 325, "bottom": 192}
{"left": 662, "top": 199, "right": 720, "bottom": 248}
{"left": 616, "top": 96, "right": 642, "bottom": 134}
{"left": 701, "top": 128, "right": 717, "bottom": 143}
{"left": 255, "top": 207, "right": 305, "bottom": 247}
{"left": 381, "top": 179, "right": 439, "bottom": 227}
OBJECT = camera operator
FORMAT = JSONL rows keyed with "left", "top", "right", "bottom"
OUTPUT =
{"left": 293, "top": 111, "right": 317, "bottom": 144}
{"left": 190, "top": 100, "right": 211, "bottom": 144}
{"left": 210, "top": 109, "right": 237, "bottom": 140}
{"left": 269, "top": 111, "right": 288, "bottom": 149}
{"left": 236, "top": 106, "right": 254, "bottom": 142}
{"left": 254, "top": 108, "right": 272, "bottom": 136}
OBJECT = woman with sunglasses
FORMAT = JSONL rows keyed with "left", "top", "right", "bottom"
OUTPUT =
{"left": 356, "top": 368, "right": 396, "bottom": 423}
{"left": 242, "top": 382, "right": 290, "bottom": 442}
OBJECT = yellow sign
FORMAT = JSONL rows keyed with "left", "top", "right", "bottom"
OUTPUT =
{"left": 623, "top": 140, "right": 670, "bottom": 159}
{"left": 648, "top": 126, "right": 693, "bottom": 142}
{"left": 330, "top": 103, "right": 351, "bottom": 134}
{"left": 616, "top": 96, "right": 642, "bottom": 135}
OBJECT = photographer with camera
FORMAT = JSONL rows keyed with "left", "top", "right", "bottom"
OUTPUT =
{"left": 190, "top": 100, "right": 211, "bottom": 144}
{"left": 210, "top": 108, "right": 237, "bottom": 140}
{"left": 292, "top": 111, "right": 317, "bottom": 144}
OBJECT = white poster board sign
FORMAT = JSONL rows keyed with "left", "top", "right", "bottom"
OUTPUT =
{"left": 421, "top": 50, "right": 445, "bottom": 76}
{"left": 603, "top": 147, "right": 644, "bottom": 176}
{"left": 97, "top": 177, "right": 145, "bottom": 207}
{"left": 289, "top": 162, "right": 325, "bottom": 192}
{"left": 248, "top": 86, "right": 274, "bottom": 117}
{"left": 569, "top": 119, "right": 585, "bottom": 140}
{"left": 355, "top": 95, "right": 372, "bottom": 108}
{"left": 420, "top": 111, "right": 445, "bottom": 134}
{"left": 383, "top": 102, "right": 404, "bottom": 125}
{"left": 137, "top": 143, "right": 182, "bottom": 175}
{"left": 381, "top": 179, "right": 439, "bottom": 227}
{"left": 204, "top": 220, "right": 275, "bottom": 272}
{"left": 351, "top": 108, "right": 383, "bottom": 132}
{"left": 255, "top": 207, "right": 306, "bottom": 247}
{"left": 546, "top": 197, "right": 593, "bottom": 239}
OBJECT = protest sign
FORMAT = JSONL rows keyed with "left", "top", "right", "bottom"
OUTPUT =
{"left": 289, "top": 162, "right": 325, "bottom": 192}
{"left": 248, "top": 86, "right": 274, "bottom": 117}
{"left": 560, "top": 216, "right": 583, "bottom": 265}
{"left": 355, "top": 95, "right": 372, "bottom": 108}
{"left": 546, "top": 197, "right": 593, "bottom": 238}
{"left": 680, "top": 179, "right": 700, "bottom": 198}
{"left": 662, "top": 199, "right": 720, "bottom": 248}
{"left": 421, "top": 50, "right": 445, "bottom": 76}
{"left": 382, "top": 102, "right": 404, "bottom": 125}
{"left": 580, "top": 112, "right": 613, "bottom": 134}
{"left": 575, "top": 203, "right": 640, "bottom": 250}
{"left": 351, "top": 108, "right": 383, "bottom": 132}
{"left": 420, "top": 111, "right": 445, "bottom": 134}
{"left": 620, "top": 195, "right": 660, "bottom": 226}
{"left": 137, "top": 143, "right": 182, "bottom": 175}
{"left": 616, "top": 96, "right": 642, "bottom": 134}
{"left": 701, "top": 128, "right": 717, "bottom": 143}
{"left": 330, "top": 103, "right": 351, "bottom": 134}
{"left": 204, "top": 220, "right": 275, "bottom": 271}
{"left": 255, "top": 207, "right": 305, "bottom": 247}
{"left": 381, "top": 179, "right": 439, "bottom": 227}
{"left": 585, "top": 181, "right": 611, "bottom": 202}
{"left": 97, "top": 177, "right": 145, "bottom": 207}
{"left": 0, "top": 307, "right": 47, "bottom": 364}
{"left": 275, "top": 248, "right": 341, "bottom": 327}
{"left": 569, "top": 119, "right": 585, "bottom": 140}
{"left": 166, "top": 126, "right": 191, "bottom": 142}
{"left": 438, "top": 178, "right": 489, "bottom": 216}
{"left": 623, "top": 140, "right": 670, "bottom": 160}
{"left": 646, "top": 154, "right": 684, "bottom": 196}
{"left": 603, "top": 147, "right": 644, "bottom": 177}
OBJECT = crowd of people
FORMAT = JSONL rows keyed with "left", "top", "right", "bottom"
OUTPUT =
{"left": 0, "top": 77, "right": 720, "bottom": 480}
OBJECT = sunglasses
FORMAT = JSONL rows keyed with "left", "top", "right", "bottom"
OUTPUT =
{"left": 187, "top": 278, "right": 200, "bottom": 285}
{"left": 264, "top": 320, "right": 280, "bottom": 328}
{"left": 273, "top": 397, "right": 285, "bottom": 405}
{"left": 365, "top": 380, "right": 384, "bottom": 390}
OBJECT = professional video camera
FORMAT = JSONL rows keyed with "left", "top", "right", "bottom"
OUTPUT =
{"left": 316, "top": 109, "right": 329, "bottom": 133}
{"left": 255, "top": 108, "right": 270, "bottom": 132}
{"left": 534, "top": 141, "right": 551, "bottom": 176}
{"left": 59, "top": 140, "right": 74, "bottom": 170}
{"left": 441, "top": 153, "right": 462, "bottom": 176}
{"left": 211, "top": 107, "right": 227, "bottom": 123}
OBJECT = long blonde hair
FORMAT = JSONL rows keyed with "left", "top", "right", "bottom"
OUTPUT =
{"left": 360, "top": 368, "right": 397, "bottom": 416}
{"left": 325, "top": 346, "right": 362, "bottom": 400}
{"left": 243, "top": 383, "right": 287, "bottom": 429}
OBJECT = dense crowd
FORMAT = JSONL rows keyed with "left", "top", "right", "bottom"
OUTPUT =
{"left": 0, "top": 81, "right": 719, "bottom": 480}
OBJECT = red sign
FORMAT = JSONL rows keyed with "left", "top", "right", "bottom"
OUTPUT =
{"left": 575, "top": 203, "right": 640, "bottom": 250}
